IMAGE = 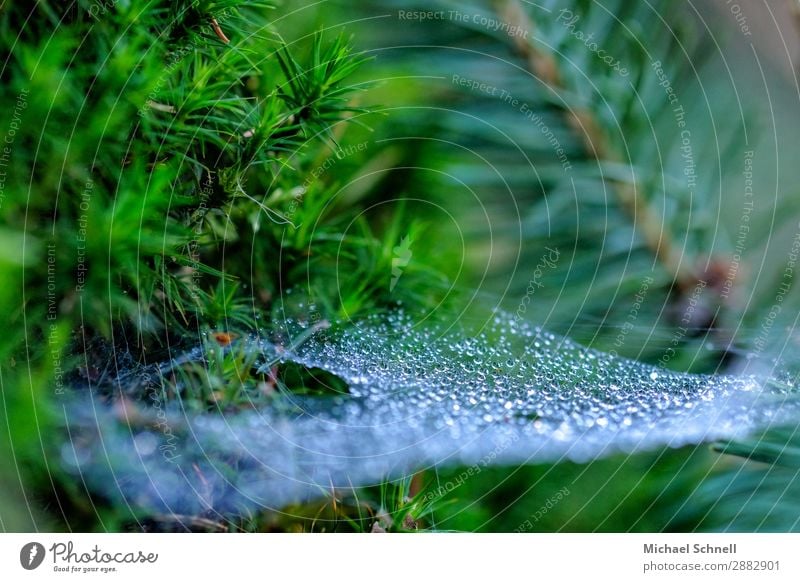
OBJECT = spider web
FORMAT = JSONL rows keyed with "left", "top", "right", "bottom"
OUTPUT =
{"left": 60, "top": 309, "right": 799, "bottom": 515}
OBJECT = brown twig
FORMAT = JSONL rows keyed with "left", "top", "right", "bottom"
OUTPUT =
{"left": 210, "top": 17, "right": 230, "bottom": 44}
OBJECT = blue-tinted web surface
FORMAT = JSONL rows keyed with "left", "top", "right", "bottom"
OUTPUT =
{"left": 61, "top": 310, "right": 797, "bottom": 515}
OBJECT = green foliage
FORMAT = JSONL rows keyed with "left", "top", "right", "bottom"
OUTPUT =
{"left": 190, "top": 280, "right": 257, "bottom": 329}
{"left": 276, "top": 32, "right": 370, "bottom": 143}
{"left": 2, "top": 0, "right": 798, "bottom": 534}
{"left": 170, "top": 336, "right": 262, "bottom": 411}
{"left": 686, "top": 426, "right": 800, "bottom": 532}
{"left": 235, "top": 474, "right": 439, "bottom": 533}
{"left": 0, "top": 0, "right": 449, "bottom": 531}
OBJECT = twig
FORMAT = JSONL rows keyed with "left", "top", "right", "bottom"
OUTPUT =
{"left": 210, "top": 17, "right": 230, "bottom": 44}
{"left": 145, "top": 100, "right": 176, "bottom": 114}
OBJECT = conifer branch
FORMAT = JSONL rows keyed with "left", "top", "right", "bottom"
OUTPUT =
{"left": 493, "top": 0, "right": 691, "bottom": 286}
